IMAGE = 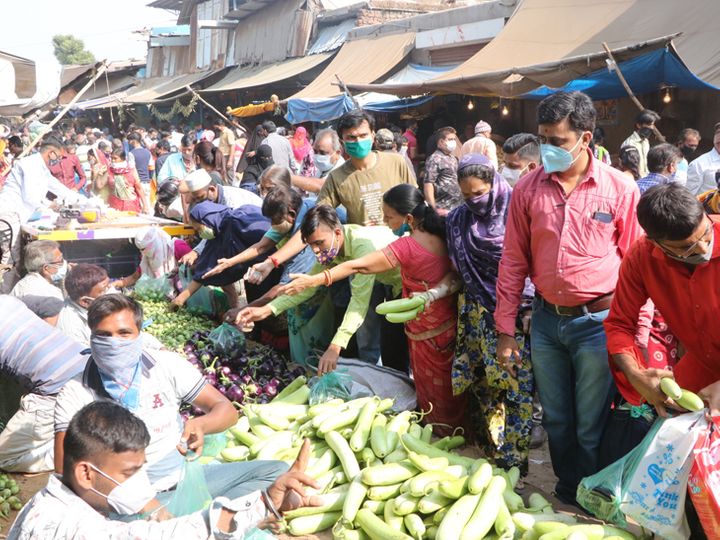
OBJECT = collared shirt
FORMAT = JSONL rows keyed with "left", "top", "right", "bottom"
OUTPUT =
{"left": 318, "top": 151, "right": 414, "bottom": 226}
{"left": 424, "top": 150, "right": 462, "bottom": 211}
{"left": 268, "top": 224, "right": 401, "bottom": 349}
{"left": 10, "top": 273, "right": 64, "bottom": 301}
{"left": 687, "top": 147, "right": 720, "bottom": 195}
{"left": 218, "top": 185, "right": 262, "bottom": 208}
{"left": 604, "top": 221, "right": 720, "bottom": 402}
{"left": 0, "top": 295, "right": 87, "bottom": 395}
{"left": 49, "top": 155, "right": 86, "bottom": 191}
{"left": 157, "top": 153, "right": 195, "bottom": 184}
{"left": 495, "top": 151, "right": 643, "bottom": 336}
{"left": 56, "top": 299, "right": 90, "bottom": 345}
{"left": 55, "top": 350, "right": 206, "bottom": 491}
{"left": 7, "top": 474, "right": 266, "bottom": 540}
{"left": 0, "top": 153, "right": 86, "bottom": 222}
{"left": 261, "top": 132, "right": 295, "bottom": 171}
{"left": 622, "top": 131, "right": 650, "bottom": 177}
{"left": 460, "top": 135, "right": 499, "bottom": 169}
{"left": 218, "top": 126, "right": 236, "bottom": 157}
{"left": 636, "top": 172, "right": 672, "bottom": 194}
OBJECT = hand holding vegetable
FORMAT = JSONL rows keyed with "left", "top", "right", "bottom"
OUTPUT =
{"left": 316, "top": 345, "right": 342, "bottom": 377}
{"left": 282, "top": 273, "right": 324, "bottom": 296}
{"left": 626, "top": 367, "right": 678, "bottom": 417}
{"left": 245, "top": 259, "right": 274, "bottom": 285}
{"left": 236, "top": 305, "right": 273, "bottom": 326}
{"left": 170, "top": 289, "right": 191, "bottom": 311}
{"left": 699, "top": 380, "right": 720, "bottom": 417}
{"left": 203, "top": 258, "right": 234, "bottom": 279}
{"left": 178, "top": 417, "right": 206, "bottom": 458}
{"left": 497, "top": 333, "right": 521, "bottom": 378}
{"left": 266, "top": 439, "right": 323, "bottom": 513}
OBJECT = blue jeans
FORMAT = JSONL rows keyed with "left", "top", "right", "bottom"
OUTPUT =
{"left": 530, "top": 300, "right": 614, "bottom": 500}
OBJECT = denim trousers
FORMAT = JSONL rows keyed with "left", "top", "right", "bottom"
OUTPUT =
{"left": 530, "top": 300, "right": 614, "bottom": 500}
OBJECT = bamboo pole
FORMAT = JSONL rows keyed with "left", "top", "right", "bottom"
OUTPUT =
{"left": 19, "top": 61, "right": 110, "bottom": 158}
{"left": 184, "top": 85, "right": 248, "bottom": 133}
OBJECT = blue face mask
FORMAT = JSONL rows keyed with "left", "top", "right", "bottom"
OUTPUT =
{"left": 90, "top": 335, "right": 144, "bottom": 410}
{"left": 344, "top": 138, "right": 373, "bottom": 159}
{"left": 540, "top": 137, "right": 584, "bottom": 174}
{"left": 392, "top": 223, "right": 411, "bottom": 237}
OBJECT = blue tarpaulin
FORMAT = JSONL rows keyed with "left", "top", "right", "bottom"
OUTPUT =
{"left": 285, "top": 95, "right": 354, "bottom": 125}
{"left": 523, "top": 48, "right": 717, "bottom": 100}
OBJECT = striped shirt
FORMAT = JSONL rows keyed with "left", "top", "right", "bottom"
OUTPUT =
{"left": 0, "top": 295, "right": 88, "bottom": 395}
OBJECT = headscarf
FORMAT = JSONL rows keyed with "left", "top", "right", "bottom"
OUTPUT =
{"left": 189, "top": 201, "right": 270, "bottom": 286}
{"left": 255, "top": 144, "right": 274, "bottom": 169}
{"left": 237, "top": 125, "right": 264, "bottom": 172}
{"left": 135, "top": 227, "right": 176, "bottom": 278}
{"left": 446, "top": 153, "right": 512, "bottom": 311}
{"left": 290, "top": 126, "right": 312, "bottom": 162}
{"left": 201, "top": 129, "right": 216, "bottom": 142}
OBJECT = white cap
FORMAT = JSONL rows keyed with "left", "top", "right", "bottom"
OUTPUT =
{"left": 179, "top": 169, "right": 211, "bottom": 193}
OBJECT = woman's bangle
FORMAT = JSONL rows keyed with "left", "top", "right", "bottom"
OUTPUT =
{"left": 269, "top": 256, "right": 280, "bottom": 268}
{"left": 323, "top": 269, "right": 333, "bottom": 287}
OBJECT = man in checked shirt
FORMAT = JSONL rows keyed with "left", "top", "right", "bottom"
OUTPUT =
{"left": 495, "top": 91, "right": 645, "bottom": 505}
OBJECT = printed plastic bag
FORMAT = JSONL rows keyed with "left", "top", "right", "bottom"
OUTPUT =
{"left": 167, "top": 453, "right": 212, "bottom": 517}
{"left": 687, "top": 417, "right": 720, "bottom": 537}
{"left": 620, "top": 410, "right": 704, "bottom": 540}
{"left": 134, "top": 273, "right": 172, "bottom": 301}
{"left": 179, "top": 264, "right": 214, "bottom": 316}
{"left": 308, "top": 368, "right": 352, "bottom": 405}
{"left": 208, "top": 323, "right": 245, "bottom": 358}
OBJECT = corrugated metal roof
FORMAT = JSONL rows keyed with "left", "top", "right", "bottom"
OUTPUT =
{"left": 306, "top": 19, "right": 356, "bottom": 55}
{"left": 119, "top": 70, "right": 217, "bottom": 104}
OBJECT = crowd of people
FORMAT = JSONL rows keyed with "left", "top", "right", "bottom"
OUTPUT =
{"left": 1, "top": 88, "right": 720, "bottom": 537}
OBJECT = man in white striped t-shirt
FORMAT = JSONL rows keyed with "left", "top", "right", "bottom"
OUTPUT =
{"left": 0, "top": 295, "right": 89, "bottom": 472}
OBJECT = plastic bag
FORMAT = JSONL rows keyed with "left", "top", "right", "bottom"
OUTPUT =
{"left": 687, "top": 418, "right": 720, "bottom": 537}
{"left": 208, "top": 323, "right": 245, "bottom": 358}
{"left": 134, "top": 273, "right": 172, "bottom": 301}
{"left": 202, "top": 432, "right": 228, "bottom": 458}
{"left": 578, "top": 411, "right": 704, "bottom": 539}
{"left": 242, "top": 528, "right": 276, "bottom": 539}
{"left": 308, "top": 368, "right": 352, "bottom": 405}
{"left": 179, "top": 264, "right": 214, "bottom": 316}
{"left": 167, "top": 453, "right": 212, "bottom": 517}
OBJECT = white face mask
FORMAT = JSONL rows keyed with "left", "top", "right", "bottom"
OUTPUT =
{"left": 501, "top": 164, "right": 529, "bottom": 187}
{"left": 89, "top": 464, "right": 156, "bottom": 515}
{"left": 272, "top": 220, "right": 293, "bottom": 235}
{"left": 445, "top": 140, "right": 457, "bottom": 152}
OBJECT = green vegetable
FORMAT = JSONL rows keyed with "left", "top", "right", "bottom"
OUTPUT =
{"left": 357, "top": 508, "right": 413, "bottom": 539}
{"left": 361, "top": 462, "right": 418, "bottom": 486}
{"left": 370, "top": 414, "right": 389, "bottom": 458}
{"left": 459, "top": 475, "right": 506, "bottom": 540}
{"left": 376, "top": 296, "right": 425, "bottom": 315}
{"left": 386, "top": 308, "right": 421, "bottom": 324}
{"left": 350, "top": 400, "right": 380, "bottom": 452}
{"left": 343, "top": 476, "right": 368, "bottom": 523}
{"left": 677, "top": 388, "right": 704, "bottom": 411}
{"left": 435, "top": 493, "right": 481, "bottom": 540}
{"left": 287, "top": 511, "right": 342, "bottom": 535}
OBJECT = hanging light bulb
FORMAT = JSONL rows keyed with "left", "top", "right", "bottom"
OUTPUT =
{"left": 662, "top": 88, "right": 672, "bottom": 104}
{"left": 467, "top": 100, "right": 474, "bottom": 111}
{"left": 501, "top": 104, "right": 510, "bottom": 116}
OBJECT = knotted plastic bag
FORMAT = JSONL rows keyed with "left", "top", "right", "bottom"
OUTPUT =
{"left": 208, "top": 323, "right": 245, "bottom": 358}
{"left": 307, "top": 367, "right": 352, "bottom": 405}
{"left": 167, "top": 452, "right": 212, "bottom": 517}
{"left": 134, "top": 274, "right": 172, "bottom": 301}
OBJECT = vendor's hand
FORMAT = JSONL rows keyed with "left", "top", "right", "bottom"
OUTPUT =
{"left": 699, "top": 381, "right": 720, "bottom": 418}
{"left": 497, "top": 333, "right": 521, "bottom": 378}
{"left": 236, "top": 305, "right": 272, "bottom": 326}
{"left": 109, "top": 279, "right": 125, "bottom": 289}
{"left": 282, "top": 273, "right": 321, "bottom": 296}
{"left": 626, "top": 367, "right": 680, "bottom": 417}
{"left": 170, "top": 290, "right": 190, "bottom": 311}
{"left": 177, "top": 417, "right": 205, "bottom": 458}
{"left": 180, "top": 250, "right": 199, "bottom": 267}
{"left": 317, "top": 345, "right": 341, "bottom": 377}
{"left": 266, "top": 439, "right": 322, "bottom": 513}
{"left": 520, "top": 309, "right": 532, "bottom": 335}
{"left": 203, "top": 257, "right": 234, "bottom": 279}
{"left": 244, "top": 259, "right": 274, "bottom": 285}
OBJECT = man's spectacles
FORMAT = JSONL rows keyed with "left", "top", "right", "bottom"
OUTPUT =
{"left": 656, "top": 220, "right": 712, "bottom": 259}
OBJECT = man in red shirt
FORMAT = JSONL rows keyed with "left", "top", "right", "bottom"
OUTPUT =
{"left": 605, "top": 183, "right": 720, "bottom": 417}
{"left": 495, "top": 91, "right": 643, "bottom": 504}
{"left": 49, "top": 142, "right": 86, "bottom": 192}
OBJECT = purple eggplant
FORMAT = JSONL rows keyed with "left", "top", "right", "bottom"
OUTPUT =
{"left": 226, "top": 385, "right": 245, "bottom": 402}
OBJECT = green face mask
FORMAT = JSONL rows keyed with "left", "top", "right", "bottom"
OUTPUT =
{"left": 344, "top": 138, "right": 373, "bottom": 159}
{"left": 198, "top": 225, "right": 215, "bottom": 240}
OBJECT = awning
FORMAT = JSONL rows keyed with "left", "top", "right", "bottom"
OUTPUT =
{"left": 358, "top": 63, "right": 454, "bottom": 112}
{"left": 347, "top": 0, "right": 720, "bottom": 97}
{"left": 288, "top": 31, "right": 416, "bottom": 99}
{"left": 0, "top": 50, "right": 36, "bottom": 103}
{"left": 122, "top": 70, "right": 217, "bottom": 104}
{"left": 524, "top": 47, "right": 718, "bottom": 100}
{"left": 286, "top": 95, "right": 354, "bottom": 125}
{"left": 203, "top": 53, "right": 332, "bottom": 93}
{"left": 306, "top": 19, "right": 356, "bottom": 55}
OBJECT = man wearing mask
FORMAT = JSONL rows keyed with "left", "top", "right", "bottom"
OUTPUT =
{"left": 157, "top": 135, "right": 196, "bottom": 184}
{"left": 673, "top": 128, "right": 701, "bottom": 186}
{"left": 54, "top": 294, "right": 286, "bottom": 501}
{"left": 313, "top": 128, "right": 344, "bottom": 178}
{"left": 605, "top": 183, "right": 720, "bottom": 419}
{"left": 496, "top": 91, "right": 643, "bottom": 506}
{"left": 11, "top": 240, "right": 66, "bottom": 300}
{"left": 687, "top": 123, "right": 720, "bottom": 195}
{"left": 636, "top": 143, "right": 683, "bottom": 193}
{"left": 424, "top": 127, "right": 463, "bottom": 214}
{"left": 501, "top": 133, "right": 541, "bottom": 187}
{"left": 622, "top": 109, "right": 661, "bottom": 177}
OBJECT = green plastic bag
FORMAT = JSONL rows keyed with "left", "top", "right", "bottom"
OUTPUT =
{"left": 167, "top": 453, "right": 212, "bottom": 517}
{"left": 308, "top": 368, "right": 352, "bottom": 405}
{"left": 202, "top": 432, "right": 228, "bottom": 458}
{"left": 134, "top": 274, "right": 172, "bottom": 301}
{"left": 179, "top": 264, "right": 214, "bottom": 316}
{"left": 208, "top": 323, "right": 245, "bottom": 358}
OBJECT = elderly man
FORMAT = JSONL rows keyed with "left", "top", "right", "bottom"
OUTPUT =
{"left": 54, "top": 294, "right": 286, "bottom": 501}
{"left": 10, "top": 401, "right": 320, "bottom": 539}
{"left": 260, "top": 120, "right": 295, "bottom": 171}
{"left": 461, "top": 120, "right": 498, "bottom": 168}
{"left": 313, "top": 127, "right": 344, "bottom": 178}
{"left": 687, "top": 122, "right": 720, "bottom": 195}
{"left": 0, "top": 294, "right": 88, "bottom": 473}
{"left": 673, "top": 128, "right": 701, "bottom": 186}
{"left": 11, "top": 240, "right": 66, "bottom": 300}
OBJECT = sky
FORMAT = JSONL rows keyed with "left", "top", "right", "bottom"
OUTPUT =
{"left": 0, "top": 0, "right": 179, "bottom": 65}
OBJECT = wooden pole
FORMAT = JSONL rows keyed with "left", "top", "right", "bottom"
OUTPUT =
{"left": 602, "top": 42, "right": 666, "bottom": 142}
{"left": 334, "top": 75, "right": 360, "bottom": 109}
{"left": 184, "top": 85, "right": 248, "bottom": 133}
{"left": 19, "top": 61, "right": 110, "bottom": 158}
